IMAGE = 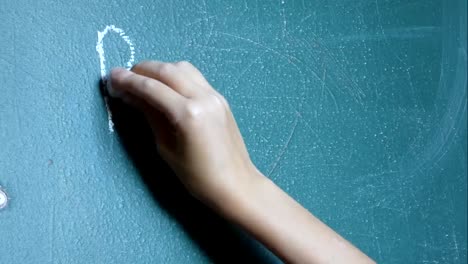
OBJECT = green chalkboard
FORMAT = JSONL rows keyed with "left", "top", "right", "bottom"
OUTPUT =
{"left": 0, "top": 0, "right": 466, "bottom": 263}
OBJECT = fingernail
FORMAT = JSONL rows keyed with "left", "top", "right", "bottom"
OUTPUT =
{"left": 107, "top": 68, "right": 127, "bottom": 98}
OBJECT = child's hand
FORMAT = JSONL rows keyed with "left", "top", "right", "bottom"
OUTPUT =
{"left": 109, "top": 61, "right": 259, "bottom": 206}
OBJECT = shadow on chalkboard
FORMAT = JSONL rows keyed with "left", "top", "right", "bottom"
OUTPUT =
{"left": 101, "top": 83, "right": 277, "bottom": 264}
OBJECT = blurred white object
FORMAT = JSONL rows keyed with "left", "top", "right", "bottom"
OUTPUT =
{"left": 0, "top": 187, "right": 8, "bottom": 209}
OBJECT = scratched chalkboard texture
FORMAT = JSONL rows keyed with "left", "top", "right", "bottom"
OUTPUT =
{"left": 0, "top": 0, "right": 466, "bottom": 263}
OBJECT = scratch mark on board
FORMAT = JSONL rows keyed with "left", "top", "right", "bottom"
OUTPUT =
{"left": 218, "top": 32, "right": 299, "bottom": 65}
{"left": 287, "top": 35, "right": 365, "bottom": 104}
{"left": 255, "top": 0, "right": 260, "bottom": 42}
{"left": 371, "top": 211, "right": 383, "bottom": 261}
{"left": 374, "top": 0, "right": 387, "bottom": 39}
{"left": 205, "top": 21, "right": 215, "bottom": 45}
{"left": 217, "top": 31, "right": 308, "bottom": 111}
{"left": 322, "top": 27, "right": 441, "bottom": 42}
{"left": 185, "top": 15, "right": 218, "bottom": 27}
{"left": 280, "top": 0, "right": 287, "bottom": 38}
{"left": 267, "top": 113, "right": 299, "bottom": 176}
{"left": 320, "top": 64, "right": 339, "bottom": 112}
{"left": 236, "top": 52, "right": 266, "bottom": 82}
{"left": 451, "top": 224, "right": 460, "bottom": 262}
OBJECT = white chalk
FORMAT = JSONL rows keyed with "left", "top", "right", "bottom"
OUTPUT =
{"left": 0, "top": 188, "right": 8, "bottom": 209}
{"left": 96, "top": 25, "right": 136, "bottom": 132}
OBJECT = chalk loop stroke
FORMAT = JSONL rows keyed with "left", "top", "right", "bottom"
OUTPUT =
{"left": 95, "top": 25, "right": 136, "bottom": 132}
{"left": 96, "top": 25, "right": 136, "bottom": 80}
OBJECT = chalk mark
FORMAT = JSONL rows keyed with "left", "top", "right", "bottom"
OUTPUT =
{"left": 96, "top": 25, "right": 136, "bottom": 133}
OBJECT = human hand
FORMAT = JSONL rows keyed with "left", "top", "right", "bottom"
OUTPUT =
{"left": 108, "top": 61, "right": 375, "bottom": 264}
{"left": 108, "top": 61, "right": 260, "bottom": 206}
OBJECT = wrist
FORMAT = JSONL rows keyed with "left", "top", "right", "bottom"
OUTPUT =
{"left": 207, "top": 166, "right": 269, "bottom": 221}
{"left": 220, "top": 170, "right": 273, "bottom": 227}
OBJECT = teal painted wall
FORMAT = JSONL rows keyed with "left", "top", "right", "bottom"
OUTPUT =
{"left": 0, "top": 0, "right": 466, "bottom": 263}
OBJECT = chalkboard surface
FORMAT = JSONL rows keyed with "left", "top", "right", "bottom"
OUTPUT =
{"left": 0, "top": 0, "right": 466, "bottom": 263}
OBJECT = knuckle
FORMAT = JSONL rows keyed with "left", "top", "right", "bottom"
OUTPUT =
{"left": 179, "top": 94, "right": 230, "bottom": 128}
{"left": 183, "top": 102, "right": 203, "bottom": 120}
{"left": 218, "top": 95, "right": 230, "bottom": 109}
{"left": 157, "top": 63, "right": 176, "bottom": 76}
{"left": 209, "top": 93, "right": 229, "bottom": 110}
{"left": 175, "top": 60, "right": 193, "bottom": 69}
{"left": 141, "top": 78, "right": 155, "bottom": 91}
{"left": 180, "top": 103, "right": 206, "bottom": 128}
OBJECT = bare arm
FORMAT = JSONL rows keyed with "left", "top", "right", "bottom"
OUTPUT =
{"left": 217, "top": 171, "right": 374, "bottom": 263}
{"left": 108, "top": 61, "right": 375, "bottom": 264}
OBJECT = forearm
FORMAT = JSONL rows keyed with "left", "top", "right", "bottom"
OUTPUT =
{"left": 215, "top": 171, "right": 375, "bottom": 264}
